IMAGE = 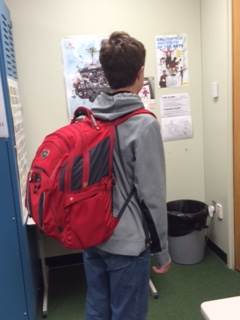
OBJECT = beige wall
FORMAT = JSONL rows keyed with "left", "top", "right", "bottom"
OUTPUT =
{"left": 201, "top": 0, "right": 233, "bottom": 266}
{"left": 6, "top": 0, "right": 205, "bottom": 256}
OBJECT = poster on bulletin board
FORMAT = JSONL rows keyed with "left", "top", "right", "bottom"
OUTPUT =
{"left": 61, "top": 35, "right": 110, "bottom": 119}
{"left": 155, "top": 34, "right": 189, "bottom": 88}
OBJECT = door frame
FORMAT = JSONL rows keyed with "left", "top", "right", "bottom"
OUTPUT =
{"left": 233, "top": 0, "right": 240, "bottom": 271}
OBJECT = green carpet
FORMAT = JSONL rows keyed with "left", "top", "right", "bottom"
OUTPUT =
{"left": 43, "top": 250, "right": 240, "bottom": 320}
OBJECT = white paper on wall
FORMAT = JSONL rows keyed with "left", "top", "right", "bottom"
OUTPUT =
{"left": 0, "top": 78, "right": 9, "bottom": 138}
{"left": 160, "top": 93, "right": 193, "bottom": 141}
{"left": 8, "top": 78, "right": 29, "bottom": 223}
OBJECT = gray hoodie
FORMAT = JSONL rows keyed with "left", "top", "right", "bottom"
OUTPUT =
{"left": 91, "top": 91, "right": 170, "bottom": 267}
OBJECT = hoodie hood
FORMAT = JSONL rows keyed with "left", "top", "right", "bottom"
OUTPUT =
{"left": 91, "top": 91, "right": 144, "bottom": 121}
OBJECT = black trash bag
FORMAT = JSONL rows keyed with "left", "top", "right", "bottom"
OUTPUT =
{"left": 167, "top": 200, "right": 208, "bottom": 237}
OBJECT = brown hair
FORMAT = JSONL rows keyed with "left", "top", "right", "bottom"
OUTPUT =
{"left": 99, "top": 31, "right": 146, "bottom": 89}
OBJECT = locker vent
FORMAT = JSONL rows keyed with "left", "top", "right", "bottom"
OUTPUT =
{"left": 1, "top": 13, "right": 17, "bottom": 79}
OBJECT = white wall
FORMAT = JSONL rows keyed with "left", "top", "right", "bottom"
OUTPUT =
{"left": 6, "top": 0, "right": 205, "bottom": 256}
{"left": 201, "top": 0, "right": 234, "bottom": 266}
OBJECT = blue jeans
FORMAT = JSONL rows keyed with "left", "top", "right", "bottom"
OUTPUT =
{"left": 83, "top": 248, "right": 150, "bottom": 320}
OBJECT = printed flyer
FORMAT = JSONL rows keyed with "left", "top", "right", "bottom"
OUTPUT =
{"left": 155, "top": 34, "right": 189, "bottom": 88}
{"left": 160, "top": 93, "right": 193, "bottom": 141}
{"left": 139, "top": 77, "right": 155, "bottom": 109}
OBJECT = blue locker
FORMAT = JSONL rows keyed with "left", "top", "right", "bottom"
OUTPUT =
{"left": 0, "top": 1, "right": 38, "bottom": 319}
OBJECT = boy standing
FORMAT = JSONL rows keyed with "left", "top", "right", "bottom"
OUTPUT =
{"left": 83, "top": 31, "right": 171, "bottom": 320}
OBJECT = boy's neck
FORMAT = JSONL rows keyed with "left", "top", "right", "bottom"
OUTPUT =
{"left": 112, "top": 83, "right": 139, "bottom": 95}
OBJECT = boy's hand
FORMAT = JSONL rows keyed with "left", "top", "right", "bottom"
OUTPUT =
{"left": 152, "top": 261, "right": 171, "bottom": 274}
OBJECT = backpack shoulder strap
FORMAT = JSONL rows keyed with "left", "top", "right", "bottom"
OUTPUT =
{"left": 112, "top": 108, "right": 156, "bottom": 127}
{"left": 113, "top": 108, "right": 156, "bottom": 219}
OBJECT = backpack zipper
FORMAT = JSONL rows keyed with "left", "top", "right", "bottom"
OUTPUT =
{"left": 38, "top": 192, "right": 45, "bottom": 228}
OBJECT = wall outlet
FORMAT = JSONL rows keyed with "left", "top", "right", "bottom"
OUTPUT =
{"left": 208, "top": 204, "right": 215, "bottom": 218}
{"left": 216, "top": 202, "right": 223, "bottom": 220}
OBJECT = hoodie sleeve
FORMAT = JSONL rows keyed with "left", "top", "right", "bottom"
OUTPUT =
{"left": 134, "top": 117, "right": 171, "bottom": 267}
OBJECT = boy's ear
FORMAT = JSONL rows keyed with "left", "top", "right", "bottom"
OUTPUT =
{"left": 140, "top": 65, "right": 145, "bottom": 72}
{"left": 137, "top": 66, "right": 144, "bottom": 79}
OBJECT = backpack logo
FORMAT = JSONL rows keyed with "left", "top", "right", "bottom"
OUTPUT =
{"left": 41, "top": 149, "right": 50, "bottom": 159}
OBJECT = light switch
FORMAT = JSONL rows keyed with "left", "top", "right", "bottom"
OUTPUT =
{"left": 211, "top": 81, "right": 219, "bottom": 99}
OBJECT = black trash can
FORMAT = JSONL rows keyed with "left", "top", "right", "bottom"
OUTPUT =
{"left": 167, "top": 199, "right": 208, "bottom": 264}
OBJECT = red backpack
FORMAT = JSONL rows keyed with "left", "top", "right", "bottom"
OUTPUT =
{"left": 25, "top": 106, "right": 154, "bottom": 249}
